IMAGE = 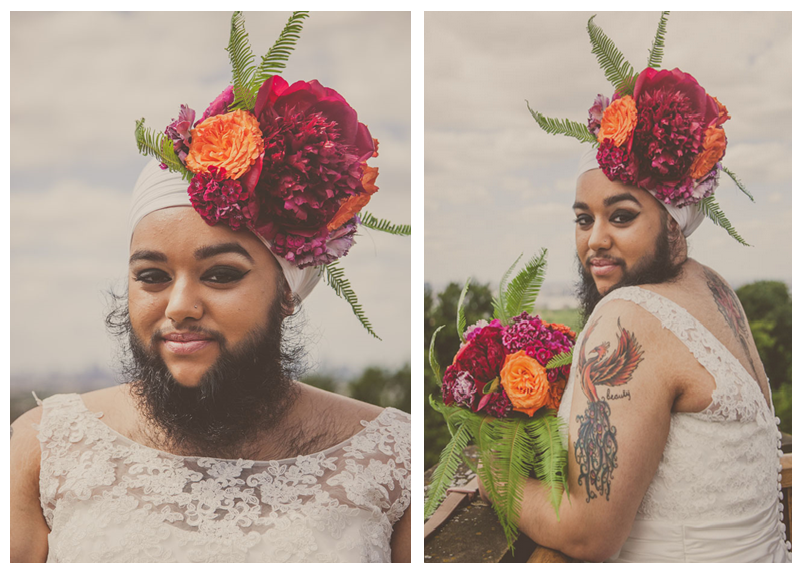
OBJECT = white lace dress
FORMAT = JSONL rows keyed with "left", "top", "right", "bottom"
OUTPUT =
{"left": 558, "top": 286, "right": 791, "bottom": 562}
{"left": 35, "top": 393, "right": 411, "bottom": 562}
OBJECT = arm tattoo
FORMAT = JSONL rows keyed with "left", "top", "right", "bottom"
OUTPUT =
{"left": 703, "top": 268, "right": 761, "bottom": 383}
{"left": 574, "top": 317, "right": 644, "bottom": 502}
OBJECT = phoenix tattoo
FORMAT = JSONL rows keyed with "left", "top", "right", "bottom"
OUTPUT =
{"left": 574, "top": 317, "right": 644, "bottom": 502}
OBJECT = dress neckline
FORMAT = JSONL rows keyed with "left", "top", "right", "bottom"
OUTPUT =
{"left": 69, "top": 393, "right": 395, "bottom": 465}
{"left": 598, "top": 285, "right": 772, "bottom": 415}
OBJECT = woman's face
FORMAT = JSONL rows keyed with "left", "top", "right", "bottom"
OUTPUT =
{"left": 128, "top": 207, "right": 283, "bottom": 387}
{"left": 574, "top": 170, "right": 667, "bottom": 295}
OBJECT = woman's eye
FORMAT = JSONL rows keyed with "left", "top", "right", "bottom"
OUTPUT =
{"left": 612, "top": 211, "right": 637, "bottom": 224}
{"left": 134, "top": 269, "right": 171, "bottom": 284}
{"left": 574, "top": 214, "right": 592, "bottom": 226}
{"left": 203, "top": 267, "right": 249, "bottom": 284}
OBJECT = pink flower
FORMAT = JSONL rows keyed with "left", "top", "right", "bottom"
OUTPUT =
{"left": 165, "top": 104, "right": 196, "bottom": 162}
{"left": 198, "top": 86, "right": 234, "bottom": 124}
{"left": 587, "top": 94, "right": 610, "bottom": 137}
{"left": 596, "top": 139, "right": 637, "bottom": 185}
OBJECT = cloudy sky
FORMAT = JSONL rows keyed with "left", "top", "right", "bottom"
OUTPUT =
{"left": 10, "top": 12, "right": 411, "bottom": 378}
{"left": 425, "top": 11, "right": 791, "bottom": 296}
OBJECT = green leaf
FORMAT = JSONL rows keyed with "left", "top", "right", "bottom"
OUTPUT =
{"left": 698, "top": 196, "right": 750, "bottom": 246}
{"left": 504, "top": 248, "right": 548, "bottom": 319}
{"left": 228, "top": 11, "right": 257, "bottom": 111}
{"left": 587, "top": 15, "right": 636, "bottom": 95}
{"left": 525, "top": 412, "right": 569, "bottom": 515}
{"left": 647, "top": 11, "right": 670, "bottom": 69}
{"left": 320, "top": 262, "right": 380, "bottom": 339}
{"left": 545, "top": 350, "right": 574, "bottom": 369}
{"left": 429, "top": 326, "right": 445, "bottom": 383}
{"left": 251, "top": 12, "right": 309, "bottom": 93}
{"left": 424, "top": 421, "right": 473, "bottom": 518}
{"left": 134, "top": 119, "right": 193, "bottom": 182}
{"left": 721, "top": 166, "right": 755, "bottom": 202}
{"left": 358, "top": 212, "right": 412, "bottom": 236}
{"left": 456, "top": 277, "right": 471, "bottom": 343}
{"left": 527, "top": 102, "right": 598, "bottom": 144}
{"left": 493, "top": 254, "right": 522, "bottom": 324}
{"left": 482, "top": 377, "right": 500, "bottom": 395}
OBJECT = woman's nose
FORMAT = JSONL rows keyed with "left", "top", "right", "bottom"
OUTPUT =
{"left": 588, "top": 220, "right": 611, "bottom": 252}
{"left": 164, "top": 277, "right": 203, "bottom": 323}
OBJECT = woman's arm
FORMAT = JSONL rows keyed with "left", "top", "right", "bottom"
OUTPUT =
{"left": 10, "top": 406, "right": 49, "bottom": 562}
{"left": 512, "top": 301, "right": 680, "bottom": 561}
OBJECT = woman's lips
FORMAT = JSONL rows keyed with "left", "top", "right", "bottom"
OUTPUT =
{"left": 161, "top": 334, "right": 215, "bottom": 355}
{"left": 589, "top": 259, "right": 621, "bottom": 277}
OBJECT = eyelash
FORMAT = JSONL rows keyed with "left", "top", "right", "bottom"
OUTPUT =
{"left": 574, "top": 211, "right": 638, "bottom": 227}
{"left": 133, "top": 267, "right": 250, "bottom": 285}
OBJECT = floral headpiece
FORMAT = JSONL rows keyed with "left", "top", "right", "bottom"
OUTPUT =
{"left": 134, "top": 12, "right": 409, "bottom": 338}
{"left": 529, "top": 12, "right": 753, "bottom": 245}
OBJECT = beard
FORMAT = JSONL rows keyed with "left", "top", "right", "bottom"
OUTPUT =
{"left": 575, "top": 213, "right": 685, "bottom": 325}
{"left": 106, "top": 286, "right": 307, "bottom": 458}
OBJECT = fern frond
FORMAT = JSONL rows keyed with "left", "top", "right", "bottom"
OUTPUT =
{"left": 492, "top": 254, "right": 522, "bottom": 324}
{"left": 587, "top": 15, "right": 636, "bottom": 95}
{"left": 424, "top": 421, "right": 473, "bottom": 518}
{"left": 321, "top": 262, "right": 380, "bottom": 339}
{"left": 647, "top": 11, "right": 670, "bottom": 69}
{"left": 358, "top": 212, "right": 411, "bottom": 236}
{"left": 721, "top": 166, "right": 755, "bottom": 202}
{"left": 477, "top": 417, "right": 533, "bottom": 549}
{"left": 251, "top": 11, "right": 309, "bottom": 93}
{"left": 456, "top": 277, "right": 471, "bottom": 343}
{"left": 504, "top": 249, "right": 547, "bottom": 319}
{"left": 545, "top": 350, "right": 574, "bottom": 369}
{"left": 526, "top": 413, "right": 569, "bottom": 516}
{"left": 698, "top": 196, "right": 750, "bottom": 246}
{"left": 527, "top": 102, "right": 598, "bottom": 144}
{"left": 429, "top": 326, "right": 445, "bottom": 383}
{"left": 134, "top": 119, "right": 193, "bottom": 182}
{"left": 228, "top": 11, "right": 257, "bottom": 111}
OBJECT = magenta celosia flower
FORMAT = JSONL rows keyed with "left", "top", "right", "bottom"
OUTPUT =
{"left": 587, "top": 93, "right": 611, "bottom": 137}
{"left": 187, "top": 166, "right": 255, "bottom": 231}
{"left": 249, "top": 76, "right": 376, "bottom": 267}
{"left": 165, "top": 104, "right": 195, "bottom": 163}
{"left": 597, "top": 139, "right": 637, "bottom": 185}
{"left": 198, "top": 86, "right": 234, "bottom": 125}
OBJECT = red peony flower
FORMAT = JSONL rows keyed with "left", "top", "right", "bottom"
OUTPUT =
{"left": 630, "top": 67, "right": 720, "bottom": 191}
{"left": 249, "top": 76, "right": 378, "bottom": 268}
{"left": 453, "top": 325, "right": 507, "bottom": 385}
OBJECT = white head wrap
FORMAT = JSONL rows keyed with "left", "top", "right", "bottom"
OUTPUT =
{"left": 576, "top": 147, "right": 705, "bottom": 237}
{"left": 129, "top": 160, "right": 320, "bottom": 302}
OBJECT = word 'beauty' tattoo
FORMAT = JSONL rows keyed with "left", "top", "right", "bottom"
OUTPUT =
{"left": 574, "top": 317, "right": 644, "bottom": 502}
{"left": 703, "top": 268, "right": 761, "bottom": 383}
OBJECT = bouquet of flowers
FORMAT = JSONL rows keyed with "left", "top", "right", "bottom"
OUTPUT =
{"left": 425, "top": 250, "right": 575, "bottom": 550}
{"left": 133, "top": 12, "right": 409, "bottom": 338}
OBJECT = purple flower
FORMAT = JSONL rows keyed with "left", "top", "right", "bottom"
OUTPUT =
{"left": 653, "top": 164, "right": 719, "bottom": 207}
{"left": 501, "top": 312, "right": 545, "bottom": 353}
{"left": 198, "top": 86, "right": 235, "bottom": 125}
{"left": 587, "top": 93, "right": 611, "bottom": 137}
{"left": 165, "top": 104, "right": 196, "bottom": 162}
{"left": 480, "top": 390, "right": 513, "bottom": 418}
{"left": 464, "top": 318, "right": 503, "bottom": 342}
{"left": 452, "top": 371, "right": 478, "bottom": 408}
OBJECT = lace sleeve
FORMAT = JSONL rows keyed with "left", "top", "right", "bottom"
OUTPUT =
{"left": 380, "top": 409, "right": 411, "bottom": 526}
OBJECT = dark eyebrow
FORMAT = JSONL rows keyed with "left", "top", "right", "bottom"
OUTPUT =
{"left": 129, "top": 250, "right": 167, "bottom": 265}
{"left": 194, "top": 242, "right": 254, "bottom": 263}
{"left": 573, "top": 193, "right": 642, "bottom": 211}
{"left": 604, "top": 192, "right": 641, "bottom": 207}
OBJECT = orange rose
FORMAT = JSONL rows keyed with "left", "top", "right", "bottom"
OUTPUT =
{"left": 546, "top": 375, "right": 567, "bottom": 411}
{"left": 689, "top": 126, "right": 726, "bottom": 179}
{"left": 500, "top": 350, "right": 550, "bottom": 417}
{"left": 185, "top": 109, "right": 265, "bottom": 180}
{"left": 710, "top": 95, "right": 730, "bottom": 127}
{"left": 597, "top": 96, "right": 637, "bottom": 148}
